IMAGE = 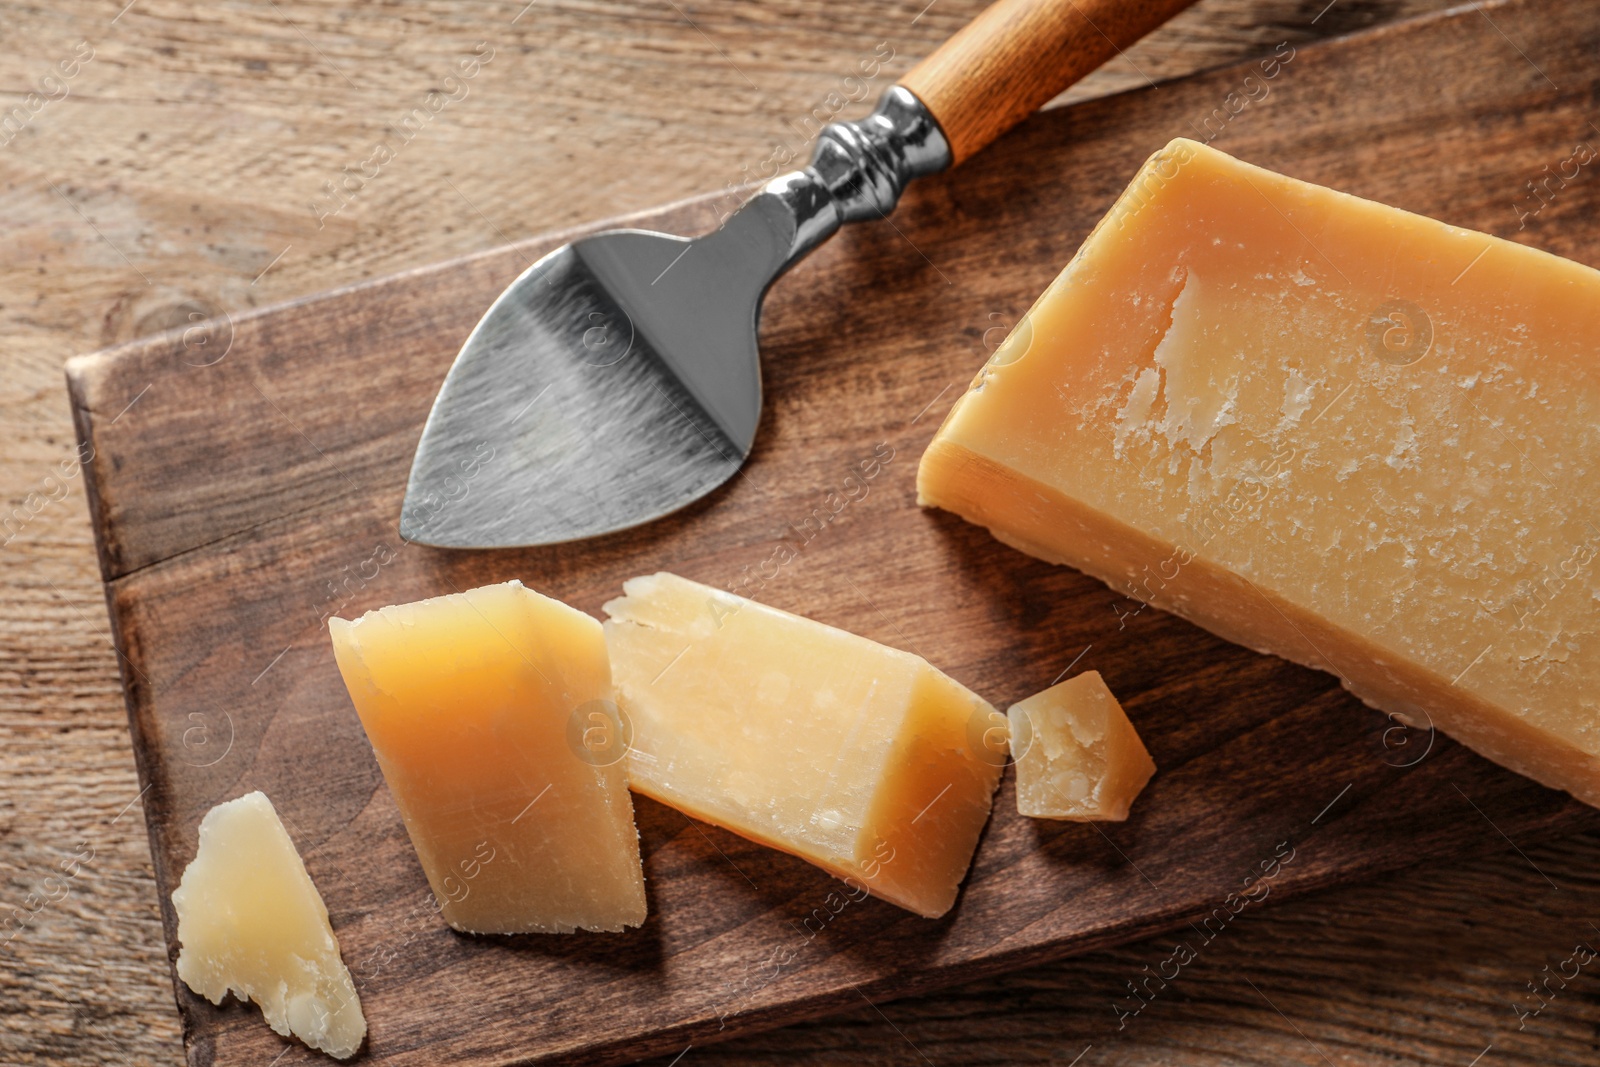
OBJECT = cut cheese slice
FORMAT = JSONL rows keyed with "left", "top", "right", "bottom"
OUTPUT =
{"left": 1008, "top": 671, "right": 1155, "bottom": 820}
{"left": 603, "top": 572, "right": 1001, "bottom": 918}
{"left": 172, "top": 791, "right": 365, "bottom": 1059}
{"left": 330, "top": 580, "right": 646, "bottom": 934}
{"left": 919, "top": 137, "right": 1600, "bottom": 807}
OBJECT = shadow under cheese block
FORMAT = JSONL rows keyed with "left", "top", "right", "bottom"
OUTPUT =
{"left": 603, "top": 572, "right": 1002, "bottom": 918}
{"left": 919, "top": 137, "right": 1600, "bottom": 808}
{"left": 330, "top": 580, "right": 647, "bottom": 933}
{"left": 1007, "top": 671, "right": 1155, "bottom": 821}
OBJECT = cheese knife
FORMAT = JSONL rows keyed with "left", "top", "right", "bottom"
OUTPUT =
{"left": 402, "top": 0, "right": 1198, "bottom": 547}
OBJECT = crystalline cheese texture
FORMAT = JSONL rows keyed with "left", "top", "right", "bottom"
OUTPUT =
{"left": 172, "top": 791, "right": 365, "bottom": 1059}
{"left": 603, "top": 572, "right": 1002, "bottom": 918}
{"left": 1008, "top": 672, "right": 1155, "bottom": 821}
{"left": 329, "top": 580, "right": 646, "bottom": 934}
{"left": 918, "top": 138, "right": 1600, "bottom": 807}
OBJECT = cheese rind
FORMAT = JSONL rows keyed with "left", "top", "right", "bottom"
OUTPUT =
{"left": 172, "top": 791, "right": 365, "bottom": 1060}
{"left": 919, "top": 138, "right": 1600, "bottom": 807}
{"left": 603, "top": 572, "right": 1001, "bottom": 918}
{"left": 1007, "top": 671, "right": 1155, "bottom": 820}
{"left": 330, "top": 580, "right": 646, "bottom": 934}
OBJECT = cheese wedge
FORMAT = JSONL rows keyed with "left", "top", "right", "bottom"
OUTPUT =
{"left": 1008, "top": 672, "right": 1155, "bottom": 820}
{"left": 919, "top": 138, "right": 1600, "bottom": 807}
{"left": 330, "top": 580, "right": 646, "bottom": 934}
{"left": 603, "top": 572, "right": 1001, "bottom": 918}
{"left": 172, "top": 791, "right": 365, "bottom": 1059}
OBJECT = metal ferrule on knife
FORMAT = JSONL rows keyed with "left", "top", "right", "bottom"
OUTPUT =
{"left": 760, "top": 86, "right": 953, "bottom": 273}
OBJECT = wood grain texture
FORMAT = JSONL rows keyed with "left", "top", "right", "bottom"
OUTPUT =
{"left": 12, "top": 0, "right": 1600, "bottom": 1065}
{"left": 52, "top": 1, "right": 1600, "bottom": 1064}
{"left": 901, "top": 0, "right": 1201, "bottom": 164}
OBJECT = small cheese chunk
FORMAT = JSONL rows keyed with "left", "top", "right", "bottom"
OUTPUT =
{"left": 603, "top": 572, "right": 1001, "bottom": 918}
{"left": 919, "top": 138, "right": 1600, "bottom": 807}
{"left": 1007, "top": 672, "right": 1155, "bottom": 820}
{"left": 172, "top": 791, "right": 365, "bottom": 1060}
{"left": 330, "top": 580, "right": 646, "bottom": 934}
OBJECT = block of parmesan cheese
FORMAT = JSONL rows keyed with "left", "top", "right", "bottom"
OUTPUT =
{"left": 330, "top": 580, "right": 646, "bottom": 934}
{"left": 1008, "top": 672, "right": 1155, "bottom": 821}
{"left": 172, "top": 791, "right": 365, "bottom": 1059}
{"left": 603, "top": 572, "right": 1001, "bottom": 918}
{"left": 919, "top": 138, "right": 1600, "bottom": 807}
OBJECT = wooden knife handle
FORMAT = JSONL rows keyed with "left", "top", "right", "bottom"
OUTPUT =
{"left": 900, "top": 0, "right": 1200, "bottom": 165}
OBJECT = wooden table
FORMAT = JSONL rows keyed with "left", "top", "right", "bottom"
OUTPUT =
{"left": 4, "top": 1, "right": 1598, "bottom": 1063}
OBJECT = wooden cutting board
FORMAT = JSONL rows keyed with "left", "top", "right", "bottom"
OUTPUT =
{"left": 65, "top": 2, "right": 1600, "bottom": 1064}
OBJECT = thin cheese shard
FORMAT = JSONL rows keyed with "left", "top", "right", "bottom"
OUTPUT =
{"left": 919, "top": 138, "right": 1600, "bottom": 807}
{"left": 172, "top": 791, "right": 365, "bottom": 1060}
{"left": 330, "top": 580, "right": 646, "bottom": 934}
{"left": 603, "top": 572, "right": 1001, "bottom": 918}
{"left": 1008, "top": 672, "right": 1155, "bottom": 820}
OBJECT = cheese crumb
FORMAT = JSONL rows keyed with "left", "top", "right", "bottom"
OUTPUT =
{"left": 172, "top": 792, "right": 365, "bottom": 1059}
{"left": 1008, "top": 672, "right": 1156, "bottom": 821}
